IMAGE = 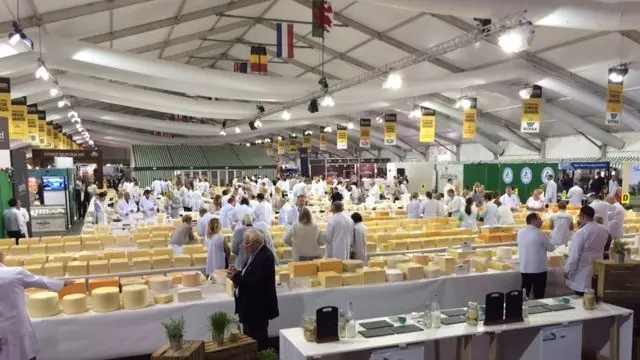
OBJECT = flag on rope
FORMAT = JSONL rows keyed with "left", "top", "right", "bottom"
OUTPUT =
{"left": 250, "top": 46, "right": 268, "bottom": 74}
{"left": 275, "top": 23, "right": 294, "bottom": 58}
{"left": 233, "top": 61, "right": 248, "bottom": 73}
{"left": 312, "top": 0, "right": 334, "bottom": 38}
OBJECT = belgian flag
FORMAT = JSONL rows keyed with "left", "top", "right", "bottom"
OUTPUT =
{"left": 250, "top": 46, "right": 268, "bottom": 74}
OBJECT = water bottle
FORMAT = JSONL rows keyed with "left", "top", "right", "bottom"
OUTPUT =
{"left": 423, "top": 301, "right": 432, "bottom": 329}
{"left": 522, "top": 288, "right": 529, "bottom": 318}
{"left": 346, "top": 302, "right": 356, "bottom": 338}
{"left": 338, "top": 309, "right": 346, "bottom": 338}
{"left": 431, "top": 295, "right": 441, "bottom": 328}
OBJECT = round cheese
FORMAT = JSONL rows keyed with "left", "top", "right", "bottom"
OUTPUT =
{"left": 122, "top": 285, "right": 149, "bottom": 310}
{"left": 181, "top": 272, "right": 201, "bottom": 287}
{"left": 92, "top": 286, "right": 120, "bottom": 313}
{"left": 62, "top": 294, "right": 88, "bottom": 314}
{"left": 28, "top": 291, "right": 60, "bottom": 318}
{"left": 120, "top": 277, "right": 146, "bottom": 287}
{"left": 149, "top": 276, "right": 173, "bottom": 292}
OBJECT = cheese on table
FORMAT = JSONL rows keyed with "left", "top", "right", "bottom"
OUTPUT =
{"left": 424, "top": 264, "right": 441, "bottom": 279}
{"left": 435, "top": 256, "right": 455, "bottom": 275}
{"left": 83, "top": 241, "right": 102, "bottom": 251}
{"left": 89, "top": 277, "right": 120, "bottom": 294}
{"left": 45, "top": 243, "right": 64, "bottom": 254}
{"left": 152, "top": 248, "right": 173, "bottom": 259}
{"left": 548, "top": 255, "right": 564, "bottom": 268}
{"left": 391, "top": 240, "right": 408, "bottom": 251}
{"left": 387, "top": 255, "right": 411, "bottom": 269}
{"left": 64, "top": 242, "right": 82, "bottom": 252}
{"left": 136, "top": 239, "right": 152, "bottom": 249}
{"left": 408, "top": 239, "right": 423, "bottom": 250}
{"left": 472, "top": 257, "right": 488, "bottom": 273}
{"left": 191, "top": 253, "right": 206, "bottom": 267}
{"left": 488, "top": 261, "right": 512, "bottom": 271}
{"left": 342, "top": 259, "right": 364, "bottom": 273}
{"left": 366, "top": 242, "right": 377, "bottom": 253}
{"left": 447, "top": 249, "right": 476, "bottom": 261}
{"left": 412, "top": 254, "right": 430, "bottom": 265}
{"left": 182, "top": 272, "right": 201, "bottom": 287}
{"left": 154, "top": 293, "right": 174, "bottom": 304}
{"left": 58, "top": 281, "right": 86, "bottom": 299}
{"left": 24, "top": 264, "right": 44, "bottom": 275}
{"left": 28, "top": 291, "right": 60, "bottom": 318}
{"left": 385, "top": 269, "right": 404, "bottom": 282}
{"left": 66, "top": 261, "right": 88, "bottom": 276}
{"left": 318, "top": 271, "right": 342, "bottom": 288}
{"left": 278, "top": 271, "right": 291, "bottom": 287}
{"left": 49, "top": 253, "right": 73, "bottom": 265}
{"left": 151, "top": 239, "right": 167, "bottom": 248}
{"left": 29, "top": 244, "right": 47, "bottom": 255}
{"left": 315, "top": 259, "right": 343, "bottom": 274}
{"left": 173, "top": 255, "right": 192, "bottom": 267}
{"left": 183, "top": 245, "right": 206, "bottom": 255}
{"left": 9, "top": 245, "right": 29, "bottom": 256}
{"left": 341, "top": 272, "right": 364, "bottom": 286}
{"left": 89, "top": 260, "right": 110, "bottom": 274}
{"left": 62, "top": 294, "right": 88, "bottom": 314}
{"left": 120, "top": 277, "right": 146, "bottom": 287}
{"left": 43, "top": 262, "right": 64, "bottom": 277}
{"left": 149, "top": 276, "right": 173, "bottom": 292}
{"left": 288, "top": 261, "right": 318, "bottom": 277}
{"left": 109, "top": 258, "right": 130, "bottom": 273}
{"left": 169, "top": 272, "right": 183, "bottom": 285}
{"left": 152, "top": 255, "right": 172, "bottom": 269}
{"left": 24, "top": 255, "right": 47, "bottom": 265}
{"left": 368, "top": 257, "right": 387, "bottom": 268}
{"left": 114, "top": 235, "right": 130, "bottom": 245}
{"left": 77, "top": 253, "right": 103, "bottom": 262}
{"left": 127, "top": 249, "right": 151, "bottom": 260}
{"left": 358, "top": 267, "right": 386, "bottom": 284}
{"left": 281, "top": 247, "right": 292, "bottom": 259}
{"left": 92, "top": 287, "right": 121, "bottom": 312}
{"left": 308, "top": 278, "right": 320, "bottom": 288}
{"left": 3, "top": 256, "right": 22, "bottom": 266}
{"left": 122, "top": 285, "right": 150, "bottom": 310}
{"left": 496, "top": 247, "right": 513, "bottom": 261}
{"left": 177, "top": 288, "right": 202, "bottom": 302}
{"left": 103, "top": 251, "right": 127, "bottom": 260}
{"left": 397, "top": 262, "right": 425, "bottom": 280}
{"left": 475, "top": 249, "right": 493, "bottom": 259}
{"left": 132, "top": 257, "right": 152, "bottom": 271}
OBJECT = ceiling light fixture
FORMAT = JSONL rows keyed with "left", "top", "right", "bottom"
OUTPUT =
{"left": 245, "top": 142, "right": 251, "bottom": 147}
{"left": 498, "top": 21, "right": 535, "bottom": 53}
{"left": 67, "top": 110, "right": 78, "bottom": 118}
{"left": 347, "top": 121, "right": 354, "bottom": 129}
{"left": 278, "top": 136, "right": 283, "bottom": 140}
{"left": 320, "top": 95, "right": 335, "bottom": 107}
{"left": 35, "top": 62, "right": 50, "bottom": 81}
{"left": 49, "top": 86, "right": 59, "bottom": 97}
{"left": 281, "top": 110, "right": 291, "bottom": 120}
{"left": 219, "top": 129, "right": 227, "bottom": 136}
{"left": 304, "top": 130, "right": 313, "bottom": 135}
{"left": 382, "top": 72, "right": 402, "bottom": 90}
{"left": 264, "top": 138, "right": 271, "bottom": 143}
{"left": 307, "top": 98, "right": 319, "bottom": 113}
{"left": 235, "top": 126, "right": 241, "bottom": 134}
{"left": 608, "top": 64, "right": 629, "bottom": 84}
{"left": 8, "top": 21, "right": 33, "bottom": 49}
{"left": 256, "top": 139, "right": 263, "bottom": 144}
{"left": 454, "top": 96, "right": 472, "bottom": 109}
{"left": 376, "top": 116, "right": 383, "bottom": 124}
{"left": 71, "top": 116, "right": 81, "bottom": 123}
{"left": 57, "top": 98, "right": 69, "bottom": 108}
{"left": 519, "top": 85, "right": 534, "bottom": 99}
{"left": 409, "top": 107, "right": 421, "bottom": 119}
{"left": 324, "top": 126, "right": 333, "bottom": 133}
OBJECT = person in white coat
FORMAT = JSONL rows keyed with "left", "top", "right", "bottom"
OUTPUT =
{"left": 324, "top": 201, "right": 354, "bottom": 260}
{"left": 458, "top": 198, "right": 479, "bottom": 230}
{"left": 588, "top": 194, "right": 611, "bottom": 227}
{"left": 205, "top": 217, "right": 227, "bottom": 275}
{"left": 606, "top": 196, "right": 625, "bottom": 240}
{"left": 351, "top": 212, "right": 368, "bottom": 262}
{"left": 189, "top": 191, "right": 203, "bottom": 213}
{"left": 518, "top": 212, "right": 555, "bottom": 299}
{"left": 0, "top": 249, "right": 67, "bottom": 360}
{"left": 443, "top": 178, "right": 455, "bottom": 196}
{"left": 550, "top": 201, "right": 574, "bottom": 246}
{"left": 480, "top": 193, "right": 500, "bottom": 226}
{"left": 565, "top": 206, "right": 609, "bottom": 295}
{"left": 138, "top": 189, "right": 158, "bottom": 220}
{"left": 499, "top": 186, "right": 521, "bottom": 211}
{"left": 152, "top": 178, "right": 163, "bottom": 196}
{"left": 219, "top": 196, "right": 236, "bottom": 229}
{"left": 447, "top": 189, "right": 465, "bottom": 217}
{"left": 366, "top": 184, "right": 381, "bottom": 204}
{"left": 252, "top": 193, "right": 273, "bottom": 225}
{"left": 94, "top": 191, "right": 108, "bottom": 225}
{"left": 496, "top": 199, "right": 515, "bottom": 225}
{"left": 545, "top": 174, "right": 558, "bottom": 205}
{"left": 608, "top": 176, "right": 619, "bottom": 198}
{"left": 406, "top": 192, "right": 422, "bottom": 219}
{"left": 420, "top": 192, "right": 442, "bottom": 219}
{"left": 16, "top": 201, "right": 29, "bottom": 238}
{"left": 116, "top": 192, "right": 138, "bottom": 221}
{"left": 567, "top": 182, "right": 584, "bottom": 206}
{"left": 231, "top": 197, "right": 253, "bottom": 226}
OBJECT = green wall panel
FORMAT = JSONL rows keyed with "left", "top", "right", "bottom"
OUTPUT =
{"left": 464, "top": 163, "right": 558, "bottom": 199}
{"left": 0, "top": 171, "right": 14, "bottom": 237}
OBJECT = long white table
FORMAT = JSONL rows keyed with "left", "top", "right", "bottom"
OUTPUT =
{"left": 279, "top": 299, "right": 634, "bottom": 360}
{"left": 32, "top": 269, "right": 567, "bottom": 360}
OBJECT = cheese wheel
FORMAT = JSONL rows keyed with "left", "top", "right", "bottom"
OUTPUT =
{"left": 120, "top": 277, "right": 146, "bottom": 287}
{"left": 149, "top": 276, "right": 173, "bottom": 292}
{"left": 28, "top": 291, "right": 60, "bottom": 318}
{"left": 177, "top": 288, "right": 202, "bottom": 302}
{"left": 62, "top": 294, "right": 88, "bottom": 314}
{"left": 122, "top": 285, "right": 149, "bottom": 310}
{"left": 385, "top": 269, "right": 404, "bottom": 282}
{"left": 91, "top": 287, "right": 120, "bottom": 313}
{"left": 181, "top": 272, "right": 201, "bottom": 287}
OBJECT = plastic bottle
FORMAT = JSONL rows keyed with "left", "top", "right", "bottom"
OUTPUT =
{"left": 338, "top": 309, "right": 346, "bottom": 338}
{"left": 423, "top": 301, "right": 432, "bottom": 329}
{"left": 346, "top": 302, "right": 356, "bottom": 338}
{"left": 522, "top": 288, "right": 529, "bottom": 318}
{"left": 431, "top": 295, "right": 441, "bottom": 328}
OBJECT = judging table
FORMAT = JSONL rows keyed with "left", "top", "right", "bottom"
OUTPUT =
{"left": 31, "top": 269, "right": 568, "bottom": 360}
{"left": 279, "top": 299, "right": 634, "bottom": 360}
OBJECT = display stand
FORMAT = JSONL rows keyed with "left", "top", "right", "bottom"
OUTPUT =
{"left": 151, "top": 341, "right": 205, "bottom": 360}
{"left": 203, "top": 335, "right": 257, "bottom": 360}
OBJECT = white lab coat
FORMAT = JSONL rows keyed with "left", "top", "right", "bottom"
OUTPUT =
{"left": 352, "top": 223, "right": 368, "bottom": 262}
{"left": 252, "top": 201, "right": 273, "bottom": 225}
{"left": 184, "top": 190, "right": 194, "bottom": 209}
{"left": 406, "top": 200, "right": 422, "bottom": 219}
{"left": 590, "top": 200, "right": 611, "bottom": 226}
{"left": 0, "top": 264, "right": 64, "bottom": 360}
{"left": 219, "top": 203, "right": 235, "bottom": 228}
{"left": 443, "top": 183, "right": 455, "bottom": 195}
{"left": 420, "top": 199, "right": 441, "bottom": 219}
{"left": 279, "top": 203, "right": 293, "bottom": 226}
{"left": 138, "top": 196, "right": 158, "bottom": 219}
{"left": 448, "top": 196, "right": 465, "bottom": 216}
{"left": 499, "top": 194, "right": 521, "bottom": 211}
{"left": 205, "top": 233, "right": 226, "bottom": 275}
{"left": 609, "top": 179, "right": 619, "bottom": 198}
{"left": 517, "top": 225, "right": 555, "bottom": 273}
{"left": 366, "top": 185, "right": 380, "bottom": 204}
{"left": 565, "top": 222, "right": 609, "bottom": 292}
{"left": 458, "top": 209, "right": 478, "bottom": 230}
{"left": 550, "top": 211, "right": 574, "bottom": 246}
{"left": 546, "top": 180, "right": 558, "bottom": 204}
{"left": 131, "top": 186, "right": 141, "bottom": 203}
{"left": 198, "top": 181, "right": 210, "bottom": 195}
{"left": 94, "top": 200, "right": 107, "bottom": 225}
{"left": 325, "top": 212, "right": 354, "bottom": 260}
{"left": 608, "top": 202, "right": 626, "bottom": 239}
{"left": 292, "top": 182, "right": 308, "bottom": 201}
{"left": 190, "top": 192, "right": 203, "bottom": 211}
{"left": 526, "top": 197, "right": 545, "bottom": 211}
{"left": 178, "top": 186, "right": 188, "bottom": 206}
{"left": 152, "top": 180, "right": 163, "bottom": 195}
{"left": 116, "top": 199, "right": 138, "bottom": 220}
{"left": 231, "top": 204, "right": 253, "bottom": 225}
{"left": 567, "top": 186, "right": 584, "bottom": 206}
{"left": 17, "top": 207, "right": 29, "bottom": 238}
{"left": 481, "top": 202, "right": 500, "bottom": 226}
{"left": 497, "top": 205, "right": 515, "bottom": 225}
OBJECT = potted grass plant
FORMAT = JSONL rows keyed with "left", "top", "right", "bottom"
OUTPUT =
{"left": 612, "top": 238, "right": 630, "bottom": 263}
{"left": 257, "top": 348, "right": 278, "bottom": 360}
{"left": 162, "top": 316, "right": 185, "bottom": 351}
{"left": 209, "top": 311, "right": 231, "bottom": 346}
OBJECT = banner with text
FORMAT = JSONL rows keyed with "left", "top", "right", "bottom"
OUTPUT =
{"left": 37, "top": 111, "right": 47, "bottom": 147}
{"left": 384, "top": 113, "right": 397, "bottom": 145}
{"left": 0, "top": 77, "right": 10, "bottom": 150}
{"left": 11, "top": 96, "right": 27, "bottom": 142}
{"left": 462, "top": 97, "right": 477, "bottom": 139}
{"left": 303, "top": 132, "right": 312, "bottom": 150}
{"left": 320, "top": 129, "right": 328, "bottom": 151}
{"left": 277, "top": 138, "right": 285, "bottom": 154}
{"left": 336, "top": 124, "right": 348, "bottom": 149}
{"left": 265, "top": 140, "right": 273, "bottom": 155}
{"left": 419, "top": 107, "right": 436, "bottom": 143}
{"left": 359, "top": 118, "right": 371, "bottom": 148}
{"left": 607, "top": 81, "right": 623, "bottom": 126}
{"left": 288, "top": 135, "right": 298, "bottom": 154}
{"left": 27, "top": 104, "right": 38, "bottom": 145}
{"left": 521, "top": 85, "right": 542, "bottom": 133}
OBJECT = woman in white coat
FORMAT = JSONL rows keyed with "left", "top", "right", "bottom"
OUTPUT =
{"left": 138, "top": 189, "right": 158, "bottom": 220}
{"left": 480, "top": 193, "right": 500, "bottom": 226}
{"left": 406, "top": 192, "right": 422, "bottom": 219}
{"left": 350, "top": 212, "right": 368, "bottom": 262}
{"left": 324, "top": 201, "right": 354, "bottom": 260}
{"left": 457, "top": 197, "right": 479, "bottom": 230}
{"left": 94, "top": 191, "right": 108, "bottom": 225}
{"left": 0, "top": 250, "right": 66, "bottom": 360}
{"left": 205, "top": 217, "right": 228, "bottom": 276}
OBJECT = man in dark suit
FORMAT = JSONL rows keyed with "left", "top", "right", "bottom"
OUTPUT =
{"left": 227, "top": 229, "right": 279, "bottom": 350}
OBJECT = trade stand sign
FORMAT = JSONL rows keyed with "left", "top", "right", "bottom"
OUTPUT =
{"left": 559, "top": 162, "right": 610, "bottom": 171}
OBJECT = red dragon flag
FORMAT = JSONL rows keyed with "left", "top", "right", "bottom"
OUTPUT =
{"left": 312, "top": 0, "right": 334, "bottom": 38}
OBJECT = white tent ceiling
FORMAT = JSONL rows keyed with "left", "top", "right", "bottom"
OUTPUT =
{"left": 2, "top": 0, "right": 640, "bottom": 158}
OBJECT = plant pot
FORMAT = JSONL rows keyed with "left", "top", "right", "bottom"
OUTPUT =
{"left": 169, "top": 338, "right": 183, "bottom": 351}
{"left": 303, "top": 327, "right": 316, "bottom": 342}
{"left": 212, "top": 333, "right": 225, "bottom": 346}
{"left": 616, "top": 252, "right": 626, "bottom": 263}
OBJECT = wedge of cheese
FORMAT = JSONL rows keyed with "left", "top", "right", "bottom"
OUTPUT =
{"left": 341, "top": 272, "right": 364, "bottom": 286}
{"left": 358, "top": 267, "right": 386, "bottom": 284}
{"left": 435, "top": 256, "right": 455, "bottom": 275}
{"left": 447, "top": 249, "right": 476, "bottom": 261}
{"left": 472, "top": 257, "right": 488, "bottom": 273}
{"left": 154, "top": 293, "right": 174, "bottom": 304}
{"left": 488, "top": 261, "right": 512, "bottom": 271}
{"left": 88, "top": 277, "right": 120, "bottom": 294}
{"left": 318, "top": 271, "right": 342, "bottom": 288}
{"left": 58, "top": 281, "right": 86, "bottom": 300}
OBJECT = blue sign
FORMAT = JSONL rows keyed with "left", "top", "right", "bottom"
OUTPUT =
{"left": 559, "top": 161, "right": 610, "bottom": 171}
{"left": 520, "top": 167, "right": 533, "bottom": 185}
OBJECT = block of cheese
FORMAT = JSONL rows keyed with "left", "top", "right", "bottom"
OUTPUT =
{"left": 366, "top": 242, "right": 377, "bottom": 253}
{"left": 122, "top": 285, "right": 149, "bottom": 310}
{"left": 359, "top": 267, "right": 386, "bottom": 284}
{"left": 64, "top": 241, "right": 82, "bottom": 252}
{"left": 315, "top": 258, "right": 343, "bottom": 274}
{"left": 9, "top": 245, "right": 28, "bottom": 256}
{"left": 77, "top": 253, "right": 102, "bottom": 262}
{"left": 120, "top": 277, "right": 146, "bottom": 287}
{"left": 83, "top": 241, "right": 102, "bottom": 251}
{"left": 168, "top": 272, "right": 183, "bottom": 285}
{"left": 177, "top": 288, "right": 202, "bottom": 302}
{"left": 152, "top": 248, "right": 173, "bottom": 259}
{"left": 62, "top": 294, "right": 88, "bottom": 314}
{"left": 341, "top": 272, "right": 364, "bottom": 286}
{"left": 424, "top": 264, "right": 441, "bottom": 279}
{"left": 127, "top": 249, "right": 151, "bottom": 260}
{"left": 397, "top": 262, "right": 425, "bottom": 281}
{"left": 4, "top": 256, "right": 23, "bottom": 266}
{"left": 58, "top": 281, "right": 86, "bottom": 300}
{"left": 149, "top": 276, "right": 173, "bottom": 292}
{"left": 496, "top": 247, "right": 513, "bottom": 261}
{"left": 472, "top": 257, "right": 488, "bottom": 273}
{"left": 89, "top": 277, "right": 120, "bottom": 294}
{"left": 89, "top": 260, "right": 110, "bottom": 274}
{"left": 367, "top": 259, "right": 386, "bottom": 269}
{"left": 278, "top": 271, "right": 291, "bottom": 287}
{"left": 46, "top": 243, "right": 64, "bottom": 254}
{"left": 154, "top": 293, "right": 174, "bottom": 304}
{"left": 20, "top": 239, "right": 39, "bottom": 246}
{"left": 28, "top": 291, "right": 60, "bottom": 317}
{"left": 91, "top": 287, "right": 120, "bottom": 312}
{"left": 447, "top": 249, "right": 476, "bottom": 261}
{"left": 24, "top": 264, "right": 43, "bottom": 275}
{"left": 225, "top": 277, "right": 235, "bottom": 297}
{"left": 548, "top": 255, "right": 564, "bottom": 268}
{"left": 342, "top": 259, "right": 364, "bottom": 273}
{"left": 318, "top": 271, "right": 342, "bottom": 288}
{"left": 132, "top": 257, "right": 152, "bottom": 271}
{"left": 152, "top": 256, "right": 172, "bottom": 269}
{"left": 0, "top": 238, "right": 15, "bottom": 246}
{"left": 281, "top": 246, "right": 292, "bottom": 259}
{"left": 43, "top": 262, "right": 65, "bottom": 277}
{"left": 475, "top": 248, "right": 493, "bottom": 259}
{"left": 49, "top": 253, "right": 73, "bottom": 265}
{"left": 488, "top": 261, "right": 512, "bottom": 271}
{"left": 391, "top": 240, "right": 408, "bottom": 251}
{"left": 109, "top": 258, "right": 130, "bottom": 273}
{"left": 29, "top": 244, "right": 47, "bottom": 255}
{"left": 308, "top": 278, "right": 320, "bottom": 288}
{"left": 288, "top": 261, "right": 318, "bottom": 277}
{"left": 173, "top": 255, "right": 192, "bottom": 267}
{"left": 136, "top": 239, "right": 152, "bottom": 249}
{"left": 182, "top": 272, "right": 201, "bottom": 287}
{"left": 385, "top": 269, "right": 404, "bottom": 282}
{"left": 114, "top": 235, "right": 130, "bottom": 245}
{"left": 191, "top": 253, "right": 206, "bottom": 267}
{"left": 24, "top": 255, "right": 47, "bottom": 265}
{"left": 412, "top": 254, "right": 430, "bottom": 266}
{"left": 408, "top": 239, "right": 423, "bottom": 250}
{"left": 151, "top": 238, "right": 167, "bottom": 248}
{"left": 387, "top": 255, "right": 411, "bottom": 269}
{"left": 67, "top": 261, "right": 88, "bottom": 276}
{"left": 183, "top": 244, "right": 206, "bottom": 255}
{"left": 436, "top": 256, "right": 455, "bottom": 275}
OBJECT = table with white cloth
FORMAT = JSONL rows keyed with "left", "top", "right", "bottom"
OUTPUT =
{"left": 31, "top": 269, "right": 568, "bottom": 360}
{"left": 280, "top": 299, "right": 633, "bottom": 360}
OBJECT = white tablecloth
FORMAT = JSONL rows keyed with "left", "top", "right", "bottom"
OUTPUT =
{"left": 32, "top": 269, "right": 569, "bottom": 360}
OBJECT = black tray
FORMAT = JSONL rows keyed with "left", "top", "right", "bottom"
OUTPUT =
{"left": 441, "top": 308, "right": 467, "bottom": 317}
{"left": 359, "top": 327, "right": 395, "bottom": 338}
{"left": 359, "top": 320, "right": 394, "bottom": 330}
{"left": 391, "top": 324, "right": 423, "bottom": 334}
{"left": 441, "top": 316, "right": 467, "bottom": 325}
{"left": 528, "top": 306, "right": 552, "bottom": 315}
{"left": 542, "top": 304, "right": 575, "bottom": 312}
{"left": 527, "top": 300, "right": 546, "bottom": 307}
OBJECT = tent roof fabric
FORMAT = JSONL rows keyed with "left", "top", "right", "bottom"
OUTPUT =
{"left": 167, "top": 145, "right": 209, "bottom": 168}
{"left": 132, "top": 145, "right": 276, "bottom": 169}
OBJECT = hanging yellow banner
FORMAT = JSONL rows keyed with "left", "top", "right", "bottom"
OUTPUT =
{"left": 419, "top": 107, "right": 436, "bottom": 143}
{"left": 288, "top": 136, "right": 298, "bottom": 154}
{"left": 303, "top": 134, "right": 312, "bottom": 149}
{"left": 606, "top": 82, "right": 623, "bottom": 126}
{"left": 277, "top": 139, "right": 285, "bottom": 154}
{"left": 53, "top": 128, "right": 61, "bottom": 149}
{"left": 319, "top": 132, "right": 328, "bottom": 151}
{"left": 265, "top": 141, "right": 273, "bottom": 155}
{"left": 336, "top": 124, "right": 348, "bottom": 150}
{"left": 521, "top": 98, "right": 542, "bottom": 133}
{"left": 0, "top": 78, "right": 10, "bottom": 148}
{"left": 359, "top": 118, "right": 371, "bottom": 148}
{"left": 46, "top": 123, "right": 54, "bottom": 148}
{"left": 384, "top": 113, "right": 397, "bottom": 145}
{"left": 462, "top": 97, "right": 478, "bottom": 139}
{"left": 10, "top": 97, "right": 27, "bottom": 142}
{"left": 26, "top": 104, "right": 39, "bottom": 145}
{"left": 37, "top": 112, "right": 47, "bottom": 147}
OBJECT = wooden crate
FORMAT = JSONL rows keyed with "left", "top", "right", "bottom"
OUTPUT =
{"left": 594, "top": 260, "right": 640, "bottom": 300}
{"left": 152, "top": 340, "right": 205, "bottom": 360}
{"left": 204, "top": 335, "right": 257, "bottom": 360}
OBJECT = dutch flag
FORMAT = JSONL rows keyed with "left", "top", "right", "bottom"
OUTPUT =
{"left": 276, "top": 23, "right": 294, "bottom": 58}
